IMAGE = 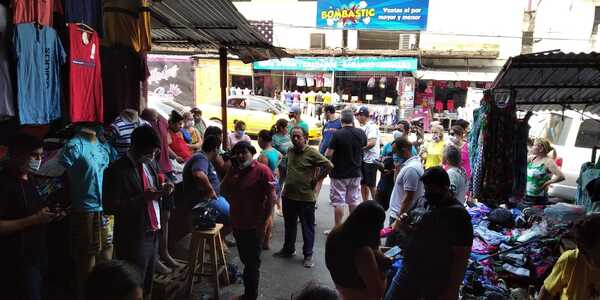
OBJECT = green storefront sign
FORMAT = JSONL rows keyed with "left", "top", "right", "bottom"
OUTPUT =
{"left": 253, "top": 56, "right": 417, "bottom": 72}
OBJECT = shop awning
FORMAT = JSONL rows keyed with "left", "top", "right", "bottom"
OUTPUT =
{"left": 492, "top": 50, "right": 600, "bottom": 115}
{"left": 416, "top": 69, "right": 499, "bottom": 82}
{"left": 149, "top": 0, "right": 291, "bottom": 63}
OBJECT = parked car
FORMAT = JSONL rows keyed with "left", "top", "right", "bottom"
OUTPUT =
{"left": 199, "top": 96, "right": 322, "bottom": 141}
{"left": 148, "top": 98, "right": 221, "bottom": 129}
{"left": 528, "top": 110, "right": 600, "bottom": 201}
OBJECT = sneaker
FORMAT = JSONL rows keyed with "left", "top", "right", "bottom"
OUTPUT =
{"left": 323, "top": 230, "right": 331, "bottom": 235}
{"left": 303, "top": 256, "right": 315, "bottom": 268}
{"left": 273, "top": 249, "right": 296, "bottom": 258}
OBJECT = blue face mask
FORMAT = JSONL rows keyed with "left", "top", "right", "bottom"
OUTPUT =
{"left": 237, "top": 130, "right": 245, "bottom": 137}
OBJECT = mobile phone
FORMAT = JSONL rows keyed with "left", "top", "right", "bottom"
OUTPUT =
{"left": 384, "top": 246, "right": 401, "bottom": 258}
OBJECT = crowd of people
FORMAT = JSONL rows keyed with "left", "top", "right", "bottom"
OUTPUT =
{"left": 1, "top": 99, "right": 597, "bottom": 300}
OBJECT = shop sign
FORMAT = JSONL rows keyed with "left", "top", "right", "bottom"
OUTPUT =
{"left": 147, "top": 54, "right": 195, "bottom": 107}
{"left": 316, "top": 0, "right": 429, "bottom": 31}
{"left": 253, "top": 56, "right": 417, "bottom": 72}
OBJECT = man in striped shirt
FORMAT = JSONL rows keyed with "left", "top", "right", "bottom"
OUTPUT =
{"left": 110, "top": 109, "right": 148, "bottom": 157}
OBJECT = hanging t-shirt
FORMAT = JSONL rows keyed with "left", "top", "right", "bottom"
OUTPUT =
{"left": 102, "top": 0, "right": 151, "bottom": 52}
{"left": 64, "top": 0, "right": 103, "bottom": 35}
{"left": 11, "top": 0, "right": 54, "bottom": 26}
{"left": 0, "top": 4, "right": 15, "bottom": 118}
{"left": 68, "top": 24, "right": 103, "bottom": 123}
{"left": 101, "top": 46, "right": 147, "bottom": 123}
{"left": 13, "top": 24, "right": 66, "bottom": 125}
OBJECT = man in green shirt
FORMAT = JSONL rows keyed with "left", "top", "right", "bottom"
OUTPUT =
{"left": 274, "top": 126, "right": 332, "bottom": 268}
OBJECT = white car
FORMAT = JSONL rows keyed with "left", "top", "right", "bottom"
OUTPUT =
{"left": 528, "top": 110, "right": 600, "bottom": 201}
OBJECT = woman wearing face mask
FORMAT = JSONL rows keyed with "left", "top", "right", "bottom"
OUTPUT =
{"left": 228, "top": 120, "right": 251, "bottom": 150}
{"left": 181, "top": 112, "right": 202, "bottom": 152}
{"left": 447, "top": 125, "right": 471, "bottom": 180}
{"left": 271, "top": 119, "right": 292, "bottom": 216}
{"left": 421, "top": 125, "right": 446, "bottom": 169}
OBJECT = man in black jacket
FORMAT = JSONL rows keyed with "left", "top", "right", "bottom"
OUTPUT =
{"left": 103, "top": 126, "right": 174, "bottom": 299}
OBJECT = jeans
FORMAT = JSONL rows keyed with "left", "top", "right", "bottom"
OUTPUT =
{"left": 282, "top": 198, "right": 316, "bottom": 257}
{"left": 119, "top": 231, "right": 158, "bottom": 296}
{"left": 384, "top": 265, "right": 443, "bottom": 300}
{"left": 233, "top": 229, "right": 262, "bottom": 300}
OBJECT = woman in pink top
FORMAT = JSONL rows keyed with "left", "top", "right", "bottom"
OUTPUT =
{"left": 448, "top": 125, "right": 471, "bottom": 179}
{"left": 228, "top": 120, "right": 251, "bottom": 149}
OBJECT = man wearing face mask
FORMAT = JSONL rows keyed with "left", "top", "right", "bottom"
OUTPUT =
{"left": 385, "top": 166, "right": 472, "bottom": 300}
{"left": 103, "top": 126, "right": 175, "bottom": 299}
{"left": 386, "top": 137, "right": 424, "bottom": 247}
{"left": 0, "top": 133, "right": 64, "bottom": 300}
{"left": 221, "top": 141, "right": 276, "bottom": 300}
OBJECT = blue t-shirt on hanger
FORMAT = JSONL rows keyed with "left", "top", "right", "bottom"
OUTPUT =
{"left": 13, "top": 24, "right": 66, "bottom": 125}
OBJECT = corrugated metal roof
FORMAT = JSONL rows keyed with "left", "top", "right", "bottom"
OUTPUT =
{"left": 150, "top": 0, "right": 290, "bottom": 63}
{"left": 492, "top": 50, "right": 600, "bottom": 115}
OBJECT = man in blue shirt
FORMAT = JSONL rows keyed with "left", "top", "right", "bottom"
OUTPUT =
{"left": 315, "top": 105, "right": 342, "bottom": 203}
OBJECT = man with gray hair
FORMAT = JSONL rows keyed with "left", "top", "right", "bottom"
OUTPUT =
{"left": 324, "top": 109, "right": 367, "bottom": 234}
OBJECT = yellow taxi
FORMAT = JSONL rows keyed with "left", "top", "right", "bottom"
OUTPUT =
{"left": 200, "top": 96, "right": 322, "bottom": 141}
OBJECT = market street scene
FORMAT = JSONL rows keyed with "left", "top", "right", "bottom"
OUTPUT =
{"left": 1, "top": 0, "right": 600, "bottom": 300}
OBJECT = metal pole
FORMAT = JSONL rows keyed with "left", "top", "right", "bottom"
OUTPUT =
{"left": 282, "top": 71, "right": 285, "bottom": 93}
{"left": 219, "top": 47, "right": 229, "bottom": 149}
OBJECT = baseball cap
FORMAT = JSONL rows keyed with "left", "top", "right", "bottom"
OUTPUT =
{"left": 324, "top": 105, "right": 335, "bottom": 114}
{"left": 356, "top": 106, "right": 369, "bottom": 116}
{"left": 290, "top": 105, "right": 301, "bottom": 115}
{"left": 420, "top": 166, "right": 450, "bottom": 187}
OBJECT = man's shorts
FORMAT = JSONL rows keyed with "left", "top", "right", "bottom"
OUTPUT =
{"left": 330, "top": 177, "right": 362, "bottom": 207}
{"left": 70, "top": 212, "right": 113, "bottom": 256}
{"left": 361, "top": 162, "right": 378, "bottom": 187}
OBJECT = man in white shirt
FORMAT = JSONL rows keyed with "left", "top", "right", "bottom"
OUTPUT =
{"left": 387, "top": 137, "right": 425, "bottom": 246}
{"left": 356, "top": 106, "right": 381, "bottom": 201}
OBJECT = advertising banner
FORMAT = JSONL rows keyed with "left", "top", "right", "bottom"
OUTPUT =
{"left": 147, "top": 54, "right": 195, "bottom": 107}
{"left": 316, "top": 0, "right": 429, "bottom": 31}
{"left": 253, "top": 56, "right": 417, "bottom": 72}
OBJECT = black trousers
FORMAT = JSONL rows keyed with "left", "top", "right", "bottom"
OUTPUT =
{"left": 233, "top": 229, "right": 262, "bottom": 300}
{"left": 118, "top": 231, "right": 158, "bottom": 297}
{"left": 282, "top": 198, "right": 316, "bottom": 257}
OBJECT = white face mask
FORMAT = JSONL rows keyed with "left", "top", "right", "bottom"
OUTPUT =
{"left": 185, "top": 120, "right": 195, "bottom": 128}
{"left": 28, "top": 158, "right": 42, "bottom": 172}
{"left": 408, "top": 133, "right": 417, "bottom": 143}
{"left": 449, "top": 135, "right": 458, "bottom": 145}
{"left": 240, "top": 159, "right": 252, "bottom": 169}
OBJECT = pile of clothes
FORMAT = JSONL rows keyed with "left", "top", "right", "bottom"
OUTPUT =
{"left": 461, "top": 202, "right": 585, "bottom": 299}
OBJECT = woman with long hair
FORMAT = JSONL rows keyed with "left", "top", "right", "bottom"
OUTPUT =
{"left": 325, "top": 201, "right": 389, "bottom": 300}
{"left": 271, "top": 119, "right": 292, "bottom": 216}
{"left": 421, "top": 125, "right": 445, "bottom": 169}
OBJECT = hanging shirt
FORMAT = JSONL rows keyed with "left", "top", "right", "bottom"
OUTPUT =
{"left": 11, "top": 0, "right": 54, "bottom": 26}
{"left": 13, "top": 24, "right": 66, "bottom": 125}
{"left": 101, "top": 46, "right": 147, "bottom": 123}
{"left": 102, "top": 0, "right": 151, "bottom": 52}
{"left": 68, "top": 24, "right": 103, "bottom": 123}
{"left": 0, "top": 4, "right": 15, "bottom": 118}
{"left": 58, "top": 135, "right": 111, "bottom": 213}
{"left": 64, "top": 0, "right": 103, "bottom": 35}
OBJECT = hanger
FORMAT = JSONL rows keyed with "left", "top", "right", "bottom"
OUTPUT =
{"left": 75, "top": 23, "right": 94, "bottom": 34}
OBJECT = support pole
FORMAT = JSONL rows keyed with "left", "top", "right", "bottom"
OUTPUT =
{"left": 219, "top": 47, "right": 229, "bottom": 149}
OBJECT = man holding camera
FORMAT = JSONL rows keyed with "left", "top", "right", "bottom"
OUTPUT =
{"left": 221, "top": 141, "right": 276, "bottom": 300}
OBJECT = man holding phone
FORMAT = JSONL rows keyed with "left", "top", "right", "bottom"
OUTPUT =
{"left": 103, "top": 126, "right": 174, "bottom": 299}
{"left": 0, "top": 133, "right": 65, "bottom": 300}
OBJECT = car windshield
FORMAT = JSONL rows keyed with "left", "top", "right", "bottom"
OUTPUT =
{"left": 531, "top": 113, "right": 573, "bottom": 146}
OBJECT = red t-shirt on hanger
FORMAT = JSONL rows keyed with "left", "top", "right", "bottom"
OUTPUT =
{"left": 68, "top": 23, "right": 103, "bottom": 123}
{"left": 12, "top": 0, "right": 54, "bottom": 26}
